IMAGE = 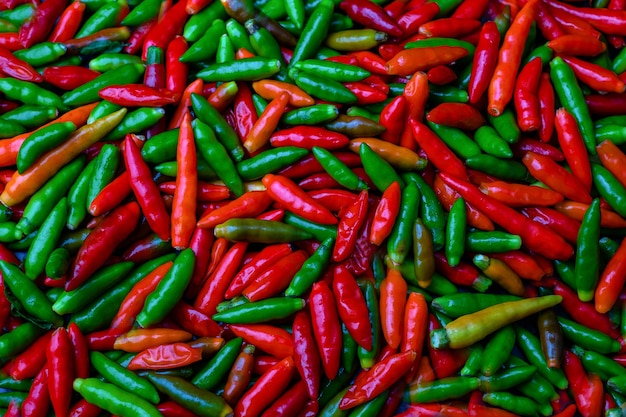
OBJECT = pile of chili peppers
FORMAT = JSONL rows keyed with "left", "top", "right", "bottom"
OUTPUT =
{"left": 2, "top": 0, "right": 626, "bottom": 415}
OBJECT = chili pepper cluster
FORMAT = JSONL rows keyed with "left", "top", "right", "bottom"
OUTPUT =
{"left": 1, "top": 0, "right": 626, "bottom": 415}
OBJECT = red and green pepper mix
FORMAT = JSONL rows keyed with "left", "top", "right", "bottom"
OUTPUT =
{"left": 1, "top": 0, "right": 626, "bottom": 415}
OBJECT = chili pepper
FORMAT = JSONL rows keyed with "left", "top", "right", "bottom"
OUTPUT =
{"left": 515, "top": 326, "right": 569, "bottom": 390}
{"left": 309, "top": 280, "right": 342, "bottom": 379}
{"left": 439, "top": 172, "right": 574, "bottom": 260}
{"left": 128, "top": 342, "right": 203, "bottom": 371}
{"left": 191, "top": 337, "right": 243, "bottom": 390}
{"left": 473, "top": 255, "right": 524, "bottom": 296}
{"left": 218, "top": 343, "right": 254, "bottom": 406}
{"left": 535, "top": 309, "right": 563, "bottom": 370}
{"left": 386, "top": 181, "right": 418, "bottom": 266}
{"left": 47, "top": 328, "right": 73, "bottom": 417}
{"left": 386, "top": 46, "right": 468, "bottom": 76}
{"left": 113, "top": 328, "right": 192, "bottom": 352}
{"left": 482, "top": 392, "right": 550, "bottom": 417}
{"left": 591, "top": 163, "right": 626, "bottom": 219}
{"left": 21, "top": 365, "right": 49, "bottom": 417}
{"left": 9, "top": 331, "right": 51, "bottom": 381}
{"left": 558, "top": 316, "right": 619, "bottom": 355}
{"left": 407, "top": 376, "right": 479, "bottom": 403}
{"left": 291, "top": 310, "right": 322, "bottom": 401}
{"left": 430, "top": 295, "right": 562, "bottom": 349}
{"left": 72, "top": 378, "right": 162, "bottom": 417}
{"left": 479, "top": 181, "right": 563, "bottom": 207}
{"left": 573, "top": 198, "right": 601, "bottom": 302}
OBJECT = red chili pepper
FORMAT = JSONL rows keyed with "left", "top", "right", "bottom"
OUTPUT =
{"left": 341, "top": 204, "right": 378, "bottom": 276}
{"left": 563, "top": 350, "right": 603, "bottom": 417}
{"left": 426, "top": 102, "right": 486, "bottom": 130}
{"left": 434, "top": 252, "right": 490, "bottom": 290}
{"left": 520, "top": 207, "right": 580, "bottom": 245}
{"left": 292, "top": 310, "right": 322, "bottom": 400}
{"left": 66, "top": 201, "right": 140, "bottom": 291}
{"left": 157, "top": 401, "right": 199, "bottom": 417}
{"left": 67, "top": 323, "right": 90, "bottom": 380}
{"left": 369, "top": 181, "right": 401, "bottom": 245}
{"left": 270, "top": 126, "right": 349, "bottom": 150}
{"left": 339, "top": 0, "right": 402, "bottom": 36}
{"left": 513, "top": 57, "right": 542, "bottom": 132}
{"left": 171, "top": 301, "right": 222, "bottom": 337}
{"left": 427, "top": 65, "right": 457, "bottom": 85}
{"left": 440, "top": 172, "right": 574, "bottom": 260}
{"left": 165, "top": 35, "right": 188, "bottom": 98}
{"left": 68, "top": 398, "right": 102, "bottom": 417}
{"left": 99, "top": 84, "right": 178, "bottom": 107}
{"left": 194, "top": 242, "right": 248, "bottom": 316}
{"left": 479, "top": 180, "right": 564, "bottom": 207}
{"left": 110, "top": 261, "right": 173, "bottom": 333}
{"left": 128, "top": 342, "right": 203, "bottom": 370}
{"left": 468, "top": 390, "right": 519, "bottom": 417}
{"left": 547, "top": 34, "right": 606, "bottom": 56}
{"left": 48, "top": 1, "right": 86, "bottom": 42}
{"left": 512, "top": 138, "right": 564, "bottom": 162}
{"left": 226, "top": 243, "right": 292, "bottom": 298}
{"left": 231, "top": 83, "right": 258, "bottom": 142}
{"left": 309, "top": 281, "right": 342, "bottom": 380}
{"left": 433, "top": 173, "right": 495, "bottom": 231}
{"left": 411, "top": 119, "right": 467, "bottom": 179}
{"left": 343, "top": 82, "right": 388, "bottom": 105}
{"left": 427, "top": 314, "right": 468, "bottom": 378}
{"left": 333, "top": 190, "right": 368, "bottom": 261}
{"left": 262, "top": 379, "right": 309, "bottom": 417}
{"left": 10, "top": 331, "right": 51, "bottom": 381}
{"left": 279, "top": 152, "right": 361, "bottom": 179}
{"left": 88, "top": 171, "right": 132, "bottom": 217}
{"left": 0, "top": 33, "right": 21, "bottom": 51}
{"left": 242, "top": 249, "right": 308, "bottom": 301}
{"left": 85, "top": 329, "right": 122, "bottom": 351}
{"left": 21, "top": 366, "right": 50, "bottom": 417}
{"left": 535, "top": 0, "right": 566, "bottom": 40}
{"left": 349, "top": 51, "right": 388, "bottom": 75}
{"left": 419, "top": 17, "right": 481, "bottom": 38}
{"left": 535, "top": 72, "right": 555, "bottom": 142}
{"left": 299, "top": 168, "right": 371, "bottom": 191}
{"left": 551, "top": 281, "right": 620, "bottom": 339}
{"left": 560, "top": 56, "right": 625, "bottom": 94}
{"left": 396, "top": 2, "right": 440, "bottom": 37}
{"left": 0, "top": 48, "right": 43, "bottom": 82}
{"left": 380, "top": 268, "right": 407, "bottom": 349}
{"left": 18, "top": 0, "right": 67, "bottom": 48}
{"left": 141, "top": 0, "right": 188, "bottom": 60}
{"left": 379, "top": 96, "right": 406, "bottom": 145}
{"left": 332, "top": 265, "right": 372, "bottom": 351}
{"left": 549, "top": 5, "right": 601, "bottom": 39}
{"left": 229, "top": 324, "right": 293, "bottom": 358}
{"left": 235, "top": 356, "right": 295, "bottom": 417}
{"left": 487, "top": 0, "right": 538, "bottom": 116}
{"left": 553, "top": 108, "right": 593, "bottom": 194}
{"left": 159, "top": 181, "right": 230, "bottom": 202}
{"left": 47, "top": 328, "right": 74, "bottom": 417}
{"left": 489, "top": 251, "right": 545, "bottom": 281}
{"left": 171, "top": 112, "right": 197, "bottom": 249}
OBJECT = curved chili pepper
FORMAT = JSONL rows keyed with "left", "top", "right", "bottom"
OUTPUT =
{"left": 386, "top": 45, "right": 468, "bottom": 76}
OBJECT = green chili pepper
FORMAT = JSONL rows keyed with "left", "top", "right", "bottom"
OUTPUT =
{"left": 591, "top": 163, "right": 626, "bottom": 218}
{"left": 1, "top": 105, "right": 57, "bottom": 129}
{"left": 0, "top": 322, "right": 43, "bottom": 360}
{"left": 0, "top": 392, "right": 27, "bottom": 407}
{"left": 53, "top": 262, "right": 134, "bottom": 315}
{"left": 407, "top": 376, "right": 479, "bottom": 403}
{"left": 515, "top": 326, "right": 568, "bottom": 390}
{"left": 312, "top": 146, "right": 368, "bottom": 191}
{"left": 191, "top": 337, "right": 243, "bottom": 390}
{"left": 0, "top": 3, "right": 35, "bottom": 26}
{"left": 285, "top": 237, "right": 334, "bottom": 297}
{"left": 88, "top": 100, "right": 122, "bottom": 123}
{"left": 386, "top": 182, "right": 419, "bottom": 265}
{"left": 91, "top": 351, "right": 160, "bottom": 404}
{"left": 292, "top": 59, "right": 369, "bottom": 82}
{"left": 289, "top": 0, "right": 334, "bottom": 66}
{"left": 573, "top": 198, "right": 601, "bottom": 302}
{"left": 236, "top": 146, "right": 309, "bottom": 180}
{"left": 0, "top": 373, "right": 33, "bottom": 391}
{"left": 86, "top": 144, "right": 120, "bottom": 210}
{"left": 523, "top": 44, "right": 553, "bottom": 66}
{"left": 16, "top": 121, "right": 75, "bottom": 174}
{"left": 445, "top": 197, "right": 466, "bottom": 267}
{"left": 429, "top": 84, "right": 470, "bottom": 104}
{"left": 252, "top": 93, "right": 268, "bottom": 116}
{"left": 430, "top": 293, "right": 522, "bottom": 318}
{"left": 0, "top": 260, "right": 63, "bottom": 327}
{"left": 212, "top": 297, "right": 305, "bottom": 323}
{"left": 155, "top": 159, "right": 218, "bottom": 181}
{"left": 283, "top": 212, "right": 337, "bottom": 242}
{"left": 607, "top": 375, "right": 626, "bottom": 397}
{"left": 62, "top": 63, "right": 145, "bottom": 107}
{"left": 478, "top": 365, "right": 537, "bottom": 392}
{"left": 325, "top": 114, "right": 385, "bottom": 137}
{"left": 481, "top": 325, "right": 516, "bottom": 376}
{"left": 16, "top": 155, "right": 85, "bottom": 237}
{"left": 215, "top": 218, "right": 314, "bottom": 242}
{"left": 46, "top": 247, "right": 72, "bottom": 280}
{"left": 184, "top": 0, "right": 228, "bottom": 42}
{"left": 181, "top": 19, "right": 226, "bottom": 63}
{"left": 197, "top": 57, "right": 281, "bottom": 81}
{"left": 70, "top": 254, "right": 176, "bottom": 333}
{"left": 357, "top": 279, "right": 380, "bottom": 369}
{"left": 465, "top": 154, "right": 528, "bottom": 181}
{"left": 191, "top": 93, "right": 245, "bottom": 162}
{"left": 465, "top": 231, "right": 522, "bottom": 253}
{"left": 77, "top": 1, "right": 126, "bottom": 38}
{"left": 66, "top": 158, "right": 97, "bottom": 230}
{"left": 403, "top": 172, "right": 446, "bottom": 252}
{"left": 14, "top": 42, "right": 67, "bottom": 67}
{"left": 23, "top": 198, "right": 67, "bottom": 279}
{"left": 121, "top": 0, "right": 162, "bottom": 26}
{"left": 319, "top": 386, "right": 350, "bottom": 417}
{"left": 0, "top": 118, "right": 25, "bottom": 138}
{"left": 389, "top": 256, "right": 453, "bottom": 295}
{"left": 105, "top": 107, "right": 166, "bottom": 140}
{"left": 474, "top": 125, "right": 513, "bottom": 158}
{"left": 216, "top": 33, "right": 235, "bottom": 64}
{"left": 507, "top": 356, "right": 559, "bottom": 403}
{"left": 346, "top": 106, "right": 378, "bottom": 122}
{"left": 460, "top": 344, "right": 483, "bottom": 376}
{"left": 550, "top": 56, "right": 595, "bottom": 154}
{"left": 360, "top": 143, "right": 404, "bottom": 192}
{"left": 59, "top": 228, "right": 92, "bottom": 254}
{"left": 247, "top": 19, "right": 284, "bottom": 64}
{"left": 487, "top": 108, "right": 520, "bottom": 144}
{"left": 0, "top": 222, "right": 20, "bottom": 243}
{"left": 291, "top": 69, "right": 357, "bottom": 104}
{"left": 318, "top": 366, "right": 356, "bottom": 409}
{"left": 557, "top": 316, "right": 620, "bottom": 354}
{"left": 193, "top": 119, "right": 244, "bottom": 196}
{"left": 282, "top": 104, "right": 339, "bottom": 125}
{"left": 483, "top": 392, "right": 551, "bottom": 417}
{"left": 73, "top": 378, "right": 162, "bottom": 417}
{"left": 136, "top": 248, "right": 195, "bottom": 328}
{"left": 141, "top": 128, "right": 180, "bottom": 164}
{"left": 0, "top": 78, "right": 67, "bottom": 111}
{"left": 427, "top": 122, "right": 481, "bottom": 159}
{"left": 573, "top": 345, "right": 626, "bottom": 380}
{"left": 341, "top": 321, "right": 358, "bottom": 374}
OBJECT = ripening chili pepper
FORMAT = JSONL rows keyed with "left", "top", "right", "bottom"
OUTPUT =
{"left": 244, "top": 92, "right": 289, "bottom": 153}
{"left": 113, "top": 328, "right": 192, "bottom": 353}
{"left": 487, "top": 0, "right": 538, "bottom": 116}
{"left": 478, "top": 181, "right": 564, "bottom": 207}
{"left": 431, "top": 295, "right": 562, "bottom": 349}
{"left": 473, "top": 254, "right": 525, "bottom": 296}
{"left": 547, "top": 34, "right": 606, "bottom": 57}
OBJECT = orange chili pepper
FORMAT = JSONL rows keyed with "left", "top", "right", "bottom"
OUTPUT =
{"left": 0, "top": 108, "right": 126, "bottom": 206}
{"left": 473, "top": 254, "right": 525, "bottom": 296}
{"left": 595, "top": 237, "right": 626, "bottom": 314}
{"left": 385, "top": 46, "right": 469, "bottom": 76}
{"left": 596, "top": 139, "right": 626, "bottom": 189}
{"left": 171, "top": 112, "right": 197, "bottom": 249}
{"left": 169, "top": 78, "right": 203, "bottom": 129}
{"left": 554, "top": 200, "right": 626, "bottom": 228}
{"left": 208, "top": 81, "right": 238, "bottom": 113}
{"left": 113, "top": 328, "right": 193, "bottom": 352}
{"left": 348, "top": 138, "right": 426, "bottom": 171}
{"left": 252, "top": 79, "right": 314, "bottom": 107}
{"left": 547, "top": 34, "right": 607, "bottom": 56}
{"left": 244, "top": 92, "right": 290, "bottom": 153}
{"left": 478, "top": 180, "right": 564, "bottom": 207}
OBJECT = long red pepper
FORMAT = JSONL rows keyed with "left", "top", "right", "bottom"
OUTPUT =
{"left": 410, "top": 119, "right": 467, "bottom": 179}
{"left": 141, "top": 0, "right": 188, "bottom": 60}
{"left": 0, "top": 48, "right": 43, "bottom": 82}
{"left": 67, "top": 323, "right": 90, "bottom": 380}
{"left": 48, "top": 1, "right": 85, "bottom": 42}
{"left": 171, "top": 112, "right": 197, "bottom": 249}
{"left": 18, "top": 0, "right": 67, "bottom": 48}
{"left": 166, "top": 35, "right": 189, "bottom": 98}
{"left": 332, "top": 265, "right": 372, "bottom": 350}
{"left": 9, "top": 331, "right": 52, "bottom": 380}
{"left": 333, "top": 190, "right": 368, "bottom": 262}
{"left": 309, "top": 280, "right": 342, "bottom": 380}
{"left": 47, "top": 328, "right": 74, "bottom": 417}
{"left": 380, "top": 268, "right": 407, "bottom": 350}
{"left": 21, "top": 366, "right": 49, "bottom": 417}
{"left": 242, "top": 250, "right": 308, "bottom": 301}
{"left": 292, "top": 310, "right": 322, "bottom": 400}
{"left": 439, "top": 172, "right": 574, "bottom": 260}
{"left": 229, "top": 324, "right": 293, "bottom": 359}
